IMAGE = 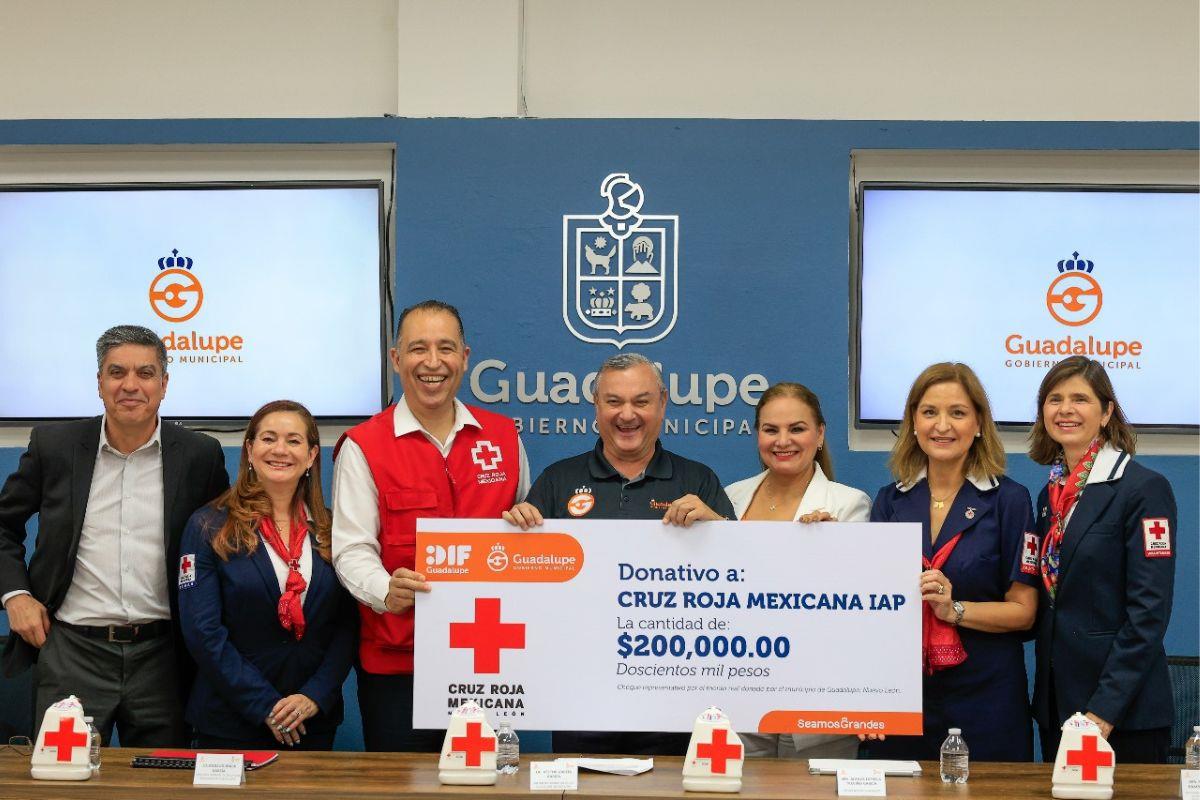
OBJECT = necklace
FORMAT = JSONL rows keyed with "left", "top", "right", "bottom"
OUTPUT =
{"left": 930, "top": 495, "right": 949, "bottom": 510}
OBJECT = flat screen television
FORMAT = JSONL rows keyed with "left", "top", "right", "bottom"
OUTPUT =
{"left": 855, "top": 183, "right": 1199, "bottom": 430}
{"left": 0, "top": 182, "right": 388, "bottom": 424}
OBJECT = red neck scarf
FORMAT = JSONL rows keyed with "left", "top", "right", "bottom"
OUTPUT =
{"left": 1039, "top": 438, "right": 1103, "bottom": 600}
{"left": 258, "top": 506, "right": 309, "bottom": 640}
{"left": 922, "top": 532, "right": 967, "bottom": 675}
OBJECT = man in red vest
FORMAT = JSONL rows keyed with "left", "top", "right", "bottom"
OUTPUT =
{"left": 331, "top": 300, "right": 529, "bottom": 752}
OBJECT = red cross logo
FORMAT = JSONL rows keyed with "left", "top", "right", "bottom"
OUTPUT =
{"left": 180, "top": 555, "right": 193, "bottom": 572}
{"left": 1147, "top": 520, "right": 1167, "bottom": 540}
{"left": 1065, "top": 734, "right": 1113, "bottom": 781}
{"left": 696, "top": 728, "right": 742, "bottom": 775}
{"left": 450, "top": 721, "right": 496, "bottom": 767}
{"left": 43, "top": 717, "right": 89, "bottom": 763}
{"left": 471, "top": 441, "right": 503, "bottom": 471}
{"left": 1025, "top": 537, "right": 1038, "bottom": 558}
{"left": 449, "top": 598, "right": 525, "bottom": 673}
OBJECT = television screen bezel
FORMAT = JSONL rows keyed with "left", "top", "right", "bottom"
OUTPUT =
{"left": 851, "top": 180, "right": 1200, "bottom": 434}
{"left": 0, "top": 179, "right": 391, "bottom": 429}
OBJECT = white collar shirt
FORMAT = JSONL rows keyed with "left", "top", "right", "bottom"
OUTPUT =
{"left": 57, "top": 417, "right": 169, "bottom": 626}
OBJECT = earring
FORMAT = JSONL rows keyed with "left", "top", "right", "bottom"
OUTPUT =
{"left": 305, "top": 468, "right": 311, "bottom": 478}
{"left": 975, "top": 432, "right": 982, "bottom": 438}
{"left": 817, "top": 445, "right": 823, "bottom": 451}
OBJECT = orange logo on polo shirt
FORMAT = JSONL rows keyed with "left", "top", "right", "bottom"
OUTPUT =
{"left": 149, "top": 248, "right": 204, "bottom": 322}
{"left": 567, "top": 487, "right": 595, "bottom": 517}
{"left": 1046, "top": 251, "right": 1102, "bottom": 326}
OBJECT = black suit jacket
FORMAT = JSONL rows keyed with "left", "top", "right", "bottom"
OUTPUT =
{"left": 0, "top": 416, "right": 229, "bottom": 678}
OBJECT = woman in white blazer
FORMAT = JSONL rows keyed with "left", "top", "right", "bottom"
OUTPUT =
{"left": 725, "top": 382, "right": 870, "bottom": 759}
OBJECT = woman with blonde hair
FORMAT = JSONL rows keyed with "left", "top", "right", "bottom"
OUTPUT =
{"left": 866, "top": 363, "right": 1037, "bottom": 761}
{"left": 725, "top": 382, "right": 870, "bottom": 758}
{"left": 179, "top": 400, "right": 355, "bottom": 749}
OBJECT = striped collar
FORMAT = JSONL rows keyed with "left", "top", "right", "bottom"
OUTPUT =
{"left": 896, "top": 469, "right": 998, "bottom": 494}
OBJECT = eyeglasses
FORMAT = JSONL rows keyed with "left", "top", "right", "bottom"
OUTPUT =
{"left": 1, "top": 736, "right": 31, "bottom": 756}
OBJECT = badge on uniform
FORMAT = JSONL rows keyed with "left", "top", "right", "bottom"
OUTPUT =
{"left": 1021, "top": 533, "right": 1040, "bottom": 575}
{"left": 1141, "top": 518, "right": 1171, "bottom": 559}
{"left": 178, "top": 553, "right": 197, "bottom": 589}
{"left": 567, "top": 487, "right": 595, "bottom": 517}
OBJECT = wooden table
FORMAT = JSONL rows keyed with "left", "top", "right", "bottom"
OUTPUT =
{"left": 0, "top": 749, "right": 1183, "bottom": 799}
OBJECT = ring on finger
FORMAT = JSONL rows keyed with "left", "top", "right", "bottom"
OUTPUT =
{"left": 936, "top": 584, "right": 945, "bottom": 595}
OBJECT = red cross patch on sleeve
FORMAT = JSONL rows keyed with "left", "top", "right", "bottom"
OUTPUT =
{"left": 1141, "top": 518, "right": 1171, "bottom": 559}
{"left": 1021, "top": 532, "right": 1040, "bottom": 575}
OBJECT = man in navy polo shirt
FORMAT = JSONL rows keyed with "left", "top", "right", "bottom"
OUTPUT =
{"left": 504, "top": 352, "right": 734, "bottom": 755}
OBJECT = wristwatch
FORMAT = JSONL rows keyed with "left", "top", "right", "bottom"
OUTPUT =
{"left": 951, "top": 600, "right": 965, "bottom": 626}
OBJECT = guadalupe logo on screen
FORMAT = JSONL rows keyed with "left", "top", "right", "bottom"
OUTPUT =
{"left": 1045, "top": 251, "right": 1102, "bottom": 326}
{"left": 562, "top": 173, "right": 679, "bottom": 348}
{"left": 148, "top": 248, "right": 204, "bottom": 323}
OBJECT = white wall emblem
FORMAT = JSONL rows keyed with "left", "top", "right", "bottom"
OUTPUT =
{"left": 563, "top": 173, "right": 679, "bottom": 348}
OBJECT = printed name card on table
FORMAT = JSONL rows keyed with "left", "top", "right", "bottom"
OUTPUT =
{"left": 1181, "top": 770, "right": 1200, "bottom": 800}
{"left": 530, "top": 761, "right": 579, "bottom": 791}
{"left": 193, "top": 753, "right": 245, "bottom": 786}
{"left": 836, "top": 767, "right": 886, "bottom": 797}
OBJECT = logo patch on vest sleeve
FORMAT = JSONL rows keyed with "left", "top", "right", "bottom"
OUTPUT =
{"left": 1142, "top": 518, "right": 1171, "bottom": 558}
{"left": 178, "top": 553, "right": 197, "bottom": 589}
{"left": 1021, "top": 532, "right": 1040, "bottom": 575}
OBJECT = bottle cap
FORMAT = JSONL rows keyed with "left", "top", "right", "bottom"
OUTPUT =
{"left": 83, "top": 716, "right": 94, "bottom": 723}
{"left": 1194, "top": 724, "right": 1200, "bottom": 733}
{"left": 948, "top": 727, "right": 961, "bottom": 735}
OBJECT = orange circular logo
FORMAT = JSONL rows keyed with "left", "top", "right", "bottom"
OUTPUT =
{"left": 149, "top": 268, "right": 204, "bottom": 323}
{"left": 567, "top": 492, "right": 595, "bottom": 517}
{"left": 1046, "top": 272, "right": 1102, "bottom": 326}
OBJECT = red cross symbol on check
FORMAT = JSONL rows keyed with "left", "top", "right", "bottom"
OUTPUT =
{"left": 449, "top": 598, "right": 525, "bottom": 673}
{"left": 1147, "top": 520, "right": 1168, "bottom": 540}
{"left": 696, "top": 728, "right": 742, "bottom": 774}
{"left": 1066, "top": 734, "right": 1113, "bottom": 781}
{"left": 43, "top": 717, "right": 89, "bottom": 763}
{"left": 450, "top": 721, "right": 496, "bottom": 767}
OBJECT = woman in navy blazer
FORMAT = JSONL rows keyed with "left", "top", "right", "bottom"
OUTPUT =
{"left": 866, "top": 363, "right": 1038, "bottom": 762}
{"left": 1029, "top": 357, "right": 1177, "bottom": 764}
{"left": 179, "top": 400, "right": 355, "bottom": 750}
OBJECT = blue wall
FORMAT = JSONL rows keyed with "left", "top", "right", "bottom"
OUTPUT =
{"left": 0, "top": 119, "right": 1195, "bottom": 753}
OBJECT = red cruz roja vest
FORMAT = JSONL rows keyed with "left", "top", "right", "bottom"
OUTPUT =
{"left": 342, "top": 404, "right": 519, "bottom": 674}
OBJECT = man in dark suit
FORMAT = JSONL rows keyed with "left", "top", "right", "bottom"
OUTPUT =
{"left": 0, "top": 324, "right": 228, "bottom": 746}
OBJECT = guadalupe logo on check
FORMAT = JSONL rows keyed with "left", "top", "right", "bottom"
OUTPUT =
{"left": 562, "top": 173, "right": 679, "bottom": 348}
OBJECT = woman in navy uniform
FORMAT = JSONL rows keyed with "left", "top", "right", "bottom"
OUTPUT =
{"left": 1029, "top": 356, "right": 1176, "bottom": 764}
{"left": 866, "top": 363, "right": 1038, "bottom": 761}
{"left": 179, "top": 400, "right": 355, "bottom": 749}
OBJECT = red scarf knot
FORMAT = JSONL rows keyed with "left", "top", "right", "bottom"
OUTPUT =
{"left": 258, "top": 507, "right": 309, "bottom": 641}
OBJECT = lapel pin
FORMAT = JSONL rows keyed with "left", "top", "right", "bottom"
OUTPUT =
{"left": 965, "top": 507, "right": 976, "bottom": 520}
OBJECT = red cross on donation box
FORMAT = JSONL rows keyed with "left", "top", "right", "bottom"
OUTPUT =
{"left": 450, "top": 721, "right": 496, "bottom": 767}
{"left": 1066, "top": 734, "right": 1113, "bottom": 781}
{"left": 449, "top": 597, "right": 526, "bottom": 673}
{"left": 696, "top": 728, "right": 742, "bottom": 775}
{"left": 43, "top": 718, "right": 88, "bottom": 763}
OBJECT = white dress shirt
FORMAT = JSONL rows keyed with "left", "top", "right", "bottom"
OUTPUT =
{"left": 56, "top": 417, "right": 169, "bottom": 625}
{"left": 331, "top": 397, "right": 529, "bottom": 612}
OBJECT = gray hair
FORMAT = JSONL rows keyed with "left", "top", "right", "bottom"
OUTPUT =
{"left": 597, "top": 352, "right": 665, "bottom": 392}
{"left": 96, "top": 325, "right": 168, "bottom": 375}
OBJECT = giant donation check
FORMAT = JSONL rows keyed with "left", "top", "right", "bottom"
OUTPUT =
{"left": 413, "top": 519, "right": 922, "bottom": 735}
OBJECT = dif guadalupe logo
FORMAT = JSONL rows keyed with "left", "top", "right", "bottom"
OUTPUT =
{"left": 1046, "top": 251, "right": 1103, "bottom": 326}
{"left": 149, "top": 248, "right": 204, "bottom": 322}
{"left": 563, "top": 173, "right": 679, "bottom": 348}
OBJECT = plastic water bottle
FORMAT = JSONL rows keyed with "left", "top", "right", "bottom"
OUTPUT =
{"left": 496, "top": 723, "right": 519, "bottom": 775}
{"left": 1186, "top": 724, "right": 1200, "bottom": 769}
{"left": 939, "top": 727, "right": 969, "bottom": 784}
{"left": 83, "top": 716, "right": 101, "bottom": 772}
